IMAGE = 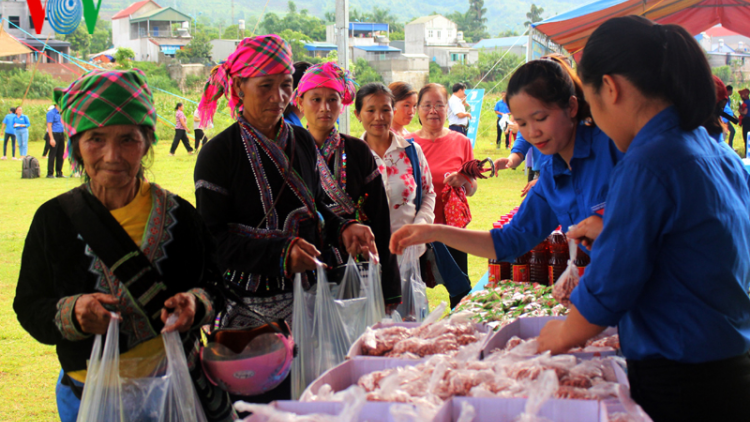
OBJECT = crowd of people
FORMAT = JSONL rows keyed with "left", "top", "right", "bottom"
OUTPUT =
{"left": 10, "top": 14, "right": 750, "bottom": 422}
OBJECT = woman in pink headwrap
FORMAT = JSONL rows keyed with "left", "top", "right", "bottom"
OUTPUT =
{"left": 194, "top": 35, "right": 377, "bottom": 403}
{"left": 293, "top": 62, "right": 401, "bottom": 310}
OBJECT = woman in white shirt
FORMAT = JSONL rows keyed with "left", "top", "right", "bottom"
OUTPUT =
{"left": 355, "top": 83, "right": 436, "bottom": 257}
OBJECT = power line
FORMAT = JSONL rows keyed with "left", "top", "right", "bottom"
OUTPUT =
{"left": 473, "top": 27, "right": 529, "bottom": 89}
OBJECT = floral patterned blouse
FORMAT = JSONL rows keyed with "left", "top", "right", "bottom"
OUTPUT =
{"left": 365, "top": 132, "right": 436, "bottom": 232}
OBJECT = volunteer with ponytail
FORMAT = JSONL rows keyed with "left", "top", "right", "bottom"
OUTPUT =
{"left": 293, "top": 62, "right": 401, "bottom": 308}
{"left": 390, "top": 56, "right": 622, "bottom": 273}
{"left": 535, "top": 16, "right": 750, "bottom": 421}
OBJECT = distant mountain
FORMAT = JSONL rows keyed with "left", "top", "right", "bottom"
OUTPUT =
{"left": 100, "top": 0, "right": 584, "bottom": 38}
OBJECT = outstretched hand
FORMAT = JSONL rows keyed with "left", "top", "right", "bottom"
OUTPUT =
{"left": 389, "top": 224, "right": 437, "bottom": 255}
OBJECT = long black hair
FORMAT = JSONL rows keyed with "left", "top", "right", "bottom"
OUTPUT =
{"left": 506, "top": 56, "right": 592, "bottom": 123}
{"left": 578, "top": 16, "right": 715, "bottom": 132}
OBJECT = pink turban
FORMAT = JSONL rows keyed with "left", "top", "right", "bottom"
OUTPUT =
{"left": 198, "top": 34, "right": 293, "bottom": 125}
{"left": 291, "top": 62, "right": 357, "bottom": 108}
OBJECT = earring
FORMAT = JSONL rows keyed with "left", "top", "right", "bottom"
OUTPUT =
{"left": 238, "top": 90, "right": 245, "bottom": 98}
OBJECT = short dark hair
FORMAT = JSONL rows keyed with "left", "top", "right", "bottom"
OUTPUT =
{"left": 355, "top": 82, "right": 394, "bottom": 113}
{"left": 292, "top": 61, "right": 313, "bottom": 90}
{"left": 389, "top": 81, "right": 417, "bottom": 103}
{"left": 71, "top": 125, "right": 155, "bottom": 181}
{"left": 727, "top": 85, "right": 734, "bottom": 92}
{"left": 9, "top": 107, "right": 16, "bottom": 114}
{"left": 578, "top": 16, "right": 714, "bottom": 132}
{"left": 452, "top": 83, "right": 466, "bottom": 93}
{"left": 175, "top": 102, "right": 183, "bottom": 111}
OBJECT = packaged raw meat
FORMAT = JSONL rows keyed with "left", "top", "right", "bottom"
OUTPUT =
{"left": 552, "top": 232, "right": 579, "bottom": 307}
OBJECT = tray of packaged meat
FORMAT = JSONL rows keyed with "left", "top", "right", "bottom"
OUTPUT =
{"left": 480, "top": 316, "right": 619, "bottom": 360}
{"left": 240, "top": 399, "right": 453, "bottom": 422}
{"left": 347, "top": 316, "right": 491, "bottom": 361}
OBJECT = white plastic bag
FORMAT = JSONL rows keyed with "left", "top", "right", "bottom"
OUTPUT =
{"left": 513, "top": 369, "right": 558, "bottom": 422}
{"left": 396, "top": 246, "right": 429, "bottom": 322}
{"left": 552, "top": 229, "right": 580, "bottom": 308}
{"left": 291, "top": 260, "right": 382, "bottom": 399}
{"left": 77, "top": 313, "right": 208, "bottom": 422}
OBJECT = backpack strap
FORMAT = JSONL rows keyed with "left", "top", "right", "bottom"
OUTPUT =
{"left": 404, "top": 138, "right": 422, "bottom": 213}
{"left": 57, "top": 185, "right": 171, "bottom": 332}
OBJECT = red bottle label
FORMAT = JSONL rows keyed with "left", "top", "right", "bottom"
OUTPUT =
{"left": 488, "top": 263, "right": 501, "bottom": 282}
{"left": 513, "top": 264, "right": 529, "bottom": 283}
{"left": 578, "top": 266, "right": 586, "bottom": 278}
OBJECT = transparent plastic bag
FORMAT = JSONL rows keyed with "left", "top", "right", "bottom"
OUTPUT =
{"left": 513, "top": 369, "right": 558, "bottom": 422}
{"left": 77, "top": 313, "right": 208, "bottom": 422}
{"left": 291, "top": 261, "right": 377, "bottom": 399}
{"left": 397, "top": 246, "right": 429, "bottom": 322}
{"left": 552, "top": 230, "right": 580, "bottom": 308}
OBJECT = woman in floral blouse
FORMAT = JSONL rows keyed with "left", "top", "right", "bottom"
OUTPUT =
{"left": 355, "top": 83, "right": 436, "bottom": 258}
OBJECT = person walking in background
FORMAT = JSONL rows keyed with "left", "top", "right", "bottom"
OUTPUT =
{"left": 739, "top": 88, "right": 750, "bottom": 154}
{"left": 1, "top": 107, "right": 16, "bottom": 160}
{"left": 724, "top": 85, "right": 737, "bottom": 149}
{"left": 13, "top": 106, "right": 30, "bottom": 158}
{"left": 494, "top": 91, "right": 511, "bottom": 148}
{"left": 389, "top": 81, "right": 418, "bottom": 138}
{"left": 193, "top": 107, "right": 212, "bottom": 151}
{"left": 46, "top": 104, "right": 66, "bottom": 178}
{"left": 169, "top": 102, "right": 193, "bottom": 156}
{"left": 447, "top": 83, "right": 471, "bottom": 135}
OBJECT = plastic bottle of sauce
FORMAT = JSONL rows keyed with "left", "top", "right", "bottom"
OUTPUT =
{"left": 529, "top": 240, "right": 549, "bottom": 284}
{"left": 512, "top": 251, "right": 530, "bottom": 283}
{"left": 574, "top": 246, "right": 591, "bottom": 277}
{"left": 547, "top": 229, "right": 569, "bottom": 285}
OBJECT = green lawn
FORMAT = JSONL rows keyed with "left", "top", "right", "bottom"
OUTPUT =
{"left": 0, "top": 99, "right": 529, "bottom": 421}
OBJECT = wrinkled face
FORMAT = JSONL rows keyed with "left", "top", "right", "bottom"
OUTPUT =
{"left": 417, "top": 89, "right": 448, "bottom": 129}
{"left": 393, "top": 93, "right": 417, "bottom": 129}
{"left": 236, "top": 74, "right": 293, "bottom": 128}
{"left": 298, "top": 87, "right": 342, "bottom": 132}
{"left": 357, "top": 93, "right": 394, "bottom": 139}
{"left": 79, "top": 125, "right": 147, "bottom": 190}
{"left": 509, "top": 92, "right": 577, "bottom": 156}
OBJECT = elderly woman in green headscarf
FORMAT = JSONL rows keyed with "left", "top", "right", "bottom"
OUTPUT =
{"left": 13, "top": 69, "right": 234, "bottom": 422}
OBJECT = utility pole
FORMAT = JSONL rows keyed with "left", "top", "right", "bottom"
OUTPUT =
{"left": 335, "top": 0, "right": 350, "bottom": 134}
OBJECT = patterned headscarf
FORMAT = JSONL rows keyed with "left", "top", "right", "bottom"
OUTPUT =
{"left": 291, "top": 62, "right": 357, "bottom": 108}
{"left": 198, "top": 35, "right": 294, "bottom": 126}
{"left": 54, "top": 69, "right": 157, "bottom": 137}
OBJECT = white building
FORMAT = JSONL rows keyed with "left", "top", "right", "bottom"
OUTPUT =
{"left": 111, "top": 0, "right": 192, "bottom": 63}
{"left": 405, "top": 15, "right": 478, "bottom": 69}
{"left": 0, "top": 0, "right": 71, "bottom": 63}
{"left": 210, "top": 39, "right": 241, "bottom": 63}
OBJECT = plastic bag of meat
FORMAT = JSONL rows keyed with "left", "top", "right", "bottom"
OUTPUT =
{"left": 397, "top": 246, "right": 429, "bottom": 322}
{"left": 552, "top": 230, "right": 580, "bottom": 307}
{"left": 513, "top": 369, "right": 558, "bottom": 422}
{"left": 238, "top": 385, "right": 367, "bottom": 422}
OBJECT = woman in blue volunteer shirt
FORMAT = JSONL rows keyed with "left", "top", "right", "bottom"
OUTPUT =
{"left": 389, "top": 56, "right": 622, "bottom": 272}
{"left": 536, "top": 16, "right": 750, "bottom": 421}
{"left": 12, "top": 106, "right": 30, "bottom": 158}
{"left": 494, "top": 91, "right": 511, "bottom": 148}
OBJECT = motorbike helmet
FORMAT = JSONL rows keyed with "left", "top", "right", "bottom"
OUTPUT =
{"left": 200, "top": 320, "right": 294, "bottom": 396}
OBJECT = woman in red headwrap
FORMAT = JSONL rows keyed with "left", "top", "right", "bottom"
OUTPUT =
{"left": 193, "top": 35, "right": 377, "bottom": 403}
{"left": 293, "top": 62, "right": 401, "bottom": 310}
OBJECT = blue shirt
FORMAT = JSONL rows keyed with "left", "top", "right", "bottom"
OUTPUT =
{"left": 12, "top": 115, "right": 30, "bottom": 131}
{"left": 2, "top": 113, "right": 15, "bottom": 134}
{"left": 511, "top": 133, "right": 549, "bottom": 172}
{"left": 491, "top": 124, "right": 622, "bottom": 261}
{"left": 494, "top": 100, "right": 510, "bottom": 115}
{"left": 46, "top": 108, "right": 64, "bottom": 133}
{"left": 284, "top": 111, "right": 303, "bottom": 128}
{"left": 722, "top": 102, "right": 734, "bottom": 124}
{"left": 571, "top": 107, "right": 750, "bottom": 363}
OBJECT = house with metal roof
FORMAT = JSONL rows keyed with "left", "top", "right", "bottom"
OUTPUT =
{"left": 112, "top": 0, "right": 193, "bottom": 63}
{"left": 405, "top": 15, "right": 477, "bottom": 70}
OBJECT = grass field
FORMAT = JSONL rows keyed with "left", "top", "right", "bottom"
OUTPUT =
{"left": 0, "top": 97, "right": 530, "bottom": 421}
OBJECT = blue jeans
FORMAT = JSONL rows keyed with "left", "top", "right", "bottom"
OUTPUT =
{"left": 56, "top": 370, "right": 82, "bottom": 422}
{"left": 15, "top": 128, "right": 28, "bottom": 156}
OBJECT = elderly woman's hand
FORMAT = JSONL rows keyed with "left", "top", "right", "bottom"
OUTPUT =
{"left": 75, "top": 293, "right": 120, "bottom": 335}
{"left": 341, "top": 224, "right": 378, "bottom": 260}
{"left": 160, "top": 293, "right": 196, "bottom": 333}
{"left": 289, "top": 238, "right": 321, "bottom": 273}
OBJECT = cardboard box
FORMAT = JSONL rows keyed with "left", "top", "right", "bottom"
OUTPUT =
{"left": 347, "top": 321, "right": 490, "bottom": 361}
{"left": 480, "top": 316, "right": 618, "bottom": 360}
